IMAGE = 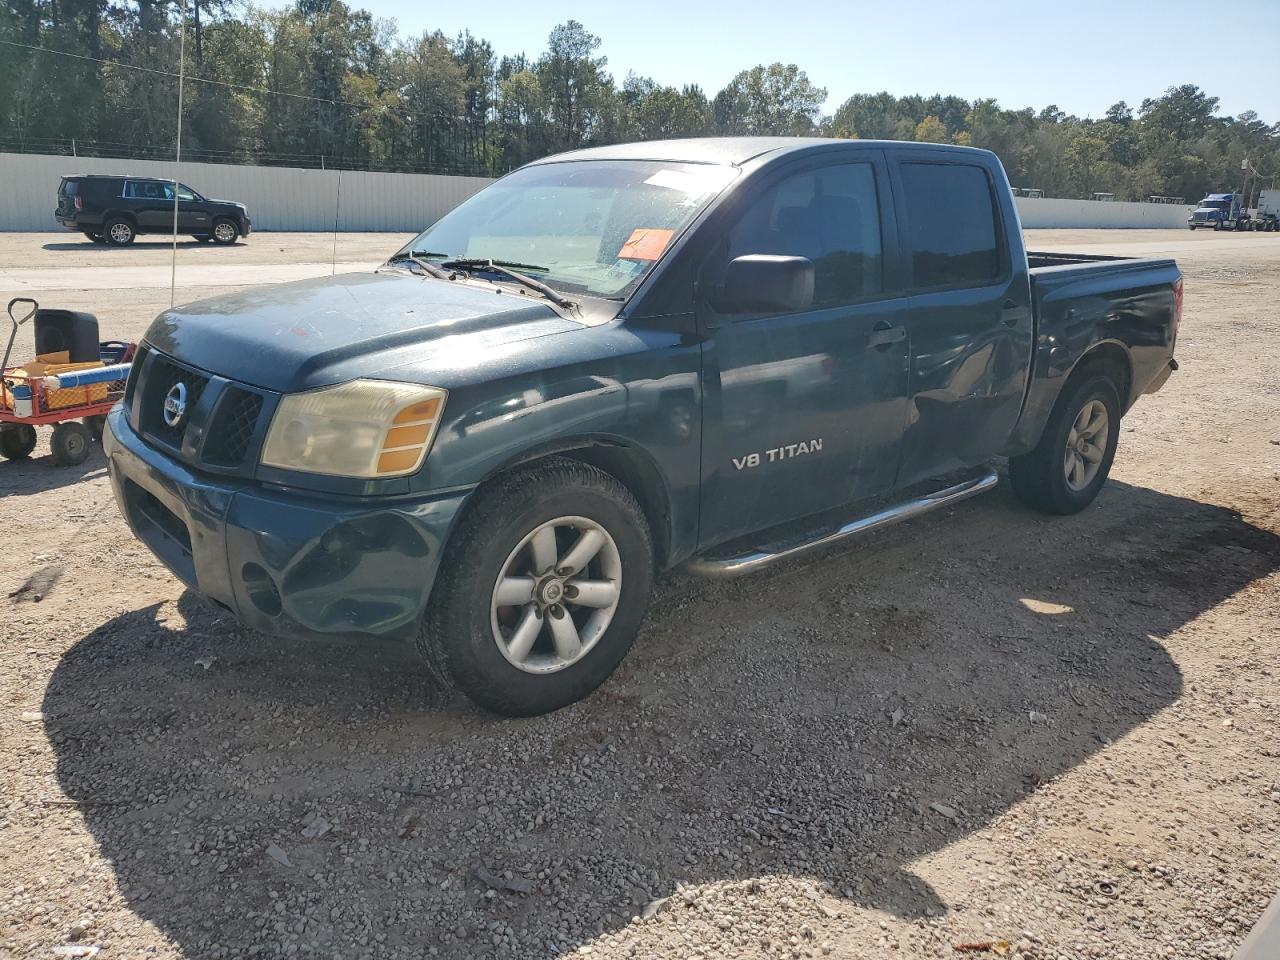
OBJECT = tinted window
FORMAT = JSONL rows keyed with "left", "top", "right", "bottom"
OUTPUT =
{"left": 899, "top": 163, "right": 1000, "bottom": 287}
{"left": 726, "top": 162, "right": 883, "bottom": 307}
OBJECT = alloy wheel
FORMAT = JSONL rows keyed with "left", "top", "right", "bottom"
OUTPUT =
{"left": 489, "top": 516, "right": 622, "bottom": 674}
{"left": 1064, "top": 399, "right": 1108, "bottom": 491}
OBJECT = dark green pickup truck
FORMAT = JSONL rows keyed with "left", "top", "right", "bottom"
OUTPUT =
{"left": 105, "top": 137, "right": 1181, "bottom": 715}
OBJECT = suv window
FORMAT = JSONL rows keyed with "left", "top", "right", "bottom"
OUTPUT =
{"left": 726, "top": 162, "right": 883, "bottom": 307}
{"left": 899, "top": 163, "right": 1000, "bottom": 288}
{"left": 176, "top": 184, "right": 198, "bottom": 201}
{"left": 125, "top": 181, "right": 163, "bottom": 200}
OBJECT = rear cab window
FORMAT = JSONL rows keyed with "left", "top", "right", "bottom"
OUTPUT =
{"left": 898, "top": 162, "right": 1002, "bottom": 288}
{"left": 59, "top": 179, "right": 78, "bottom": 197}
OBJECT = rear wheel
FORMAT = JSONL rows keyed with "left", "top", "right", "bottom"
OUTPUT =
{"left": 193, "top": 234, "right": 212, "bottom": 243}
{"left": 0, "top": 425, "right": 38, "bottom": 460}
{"left": 417, "top": 458, "right": 653, "bottom": 716}
{"left": 50, "top": 421, "right": 92, "bottom": 467}
{"left": 104, "top": 218, "right": 135, "bottom": 246}
{"left": 211, "top": 219, "right": 238, "bottom": 245}
{"left": 82, "top": 230, "right": 105, "bottom": 243}
{"left": 1010, "top": 374, "right": 1121, "bottom": 515}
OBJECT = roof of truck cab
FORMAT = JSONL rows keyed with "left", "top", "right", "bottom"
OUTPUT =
{"left": 530, "top": 137, "right": 994, "bottom": 167}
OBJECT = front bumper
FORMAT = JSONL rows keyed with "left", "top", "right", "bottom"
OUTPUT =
{"left": 104, "top": 406, "right": 468, "bottom": 639}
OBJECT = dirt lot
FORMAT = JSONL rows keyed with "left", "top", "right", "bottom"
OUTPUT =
{"left": 1, "top": 229, "right": 1278, "bottom": 960}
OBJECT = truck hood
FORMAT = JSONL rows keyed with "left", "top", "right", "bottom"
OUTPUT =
{"left": 143, "top": 271, "right": 579, "bottom": 393}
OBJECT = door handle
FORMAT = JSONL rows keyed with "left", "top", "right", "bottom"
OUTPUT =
{"left": 868, "top": 323, "right": 906, "bottom": 350}
{"left": 1001, "top": 299, "right": 1029, "bottom": 327}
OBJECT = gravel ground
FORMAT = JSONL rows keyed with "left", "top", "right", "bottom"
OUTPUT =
{"left": 1, "top": 228, "right": 1278, "bottom": 960}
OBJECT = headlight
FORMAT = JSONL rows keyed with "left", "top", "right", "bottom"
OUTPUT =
{"left": 260, "top": 379, "right": 447, "bottom": 478}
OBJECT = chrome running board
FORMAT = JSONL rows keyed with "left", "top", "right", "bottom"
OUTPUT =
{"left": 685, "top": 467, "right": 999, "bottom": 579}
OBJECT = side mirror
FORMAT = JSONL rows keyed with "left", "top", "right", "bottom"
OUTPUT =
{"left": 715, "top": 255, "right": 814, "bottom": 314}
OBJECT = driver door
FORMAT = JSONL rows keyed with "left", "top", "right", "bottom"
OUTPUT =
{"left": 697, "top": 154, "right": 913, "bottom": 546}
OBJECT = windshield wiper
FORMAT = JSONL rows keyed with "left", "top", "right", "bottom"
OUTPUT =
{"left": 384, "top": 252, "right": 453, "bottom": 281}
{"left": 441, "top": 258, "right": 575, "bottom": 310}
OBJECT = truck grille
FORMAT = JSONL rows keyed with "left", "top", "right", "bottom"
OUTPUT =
{"left": 131, "top": 349, "right": 274, "bottom": 474}
{"left": 203, "top": 388, "right": 265, "bottom": 466}
{"left": 139, "top": 354, "right": 210, "bottom": 450}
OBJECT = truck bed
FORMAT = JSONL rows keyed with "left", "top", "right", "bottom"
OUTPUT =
{"left": 1026, "top": 250, "right": 1179, "bottom": 305}
{"left": 1004, "top": 249, "right": 1181, "bottom": 455}
{"left": 1028, "top": 250, "right": 1138, "bottom": 269}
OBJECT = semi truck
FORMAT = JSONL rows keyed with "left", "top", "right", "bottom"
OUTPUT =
{"left": 1188, "top": 192, "right": 1248, "bottom": 231}
{"left": 1247, "top": 189, "right": 1279, "bottom": 232}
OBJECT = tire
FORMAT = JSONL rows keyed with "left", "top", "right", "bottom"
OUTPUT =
{"left": 0, "top": 425, "right": 38, "bottom": 461}
{"left": 211, "top": 219, "right": 239, "bottom": 245}
{"left": 1009, "top": 374, "right": 1121, "bottom": 515}
{"left": 104, "top": 218, "right": 135, "bottom": 246}
{"left": 85, "top": 415, "right": 107, "bottom": 443}
{"left": 193, "top": 234, "right": 212, "bottom": 243}
{"left": 50, "top": 421, "right": 92, "bottom": 467}
{"left": 83, "top": 231, "right": 105, "bottom": 243}
{"left": 1188, "top": 224, "right": 1196, "bottom": 230}
{"left": 418, "top": 457, "right": 653, "bottom": 716}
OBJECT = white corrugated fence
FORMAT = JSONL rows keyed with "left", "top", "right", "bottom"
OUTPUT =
{"left": 0, "top": 152, "right": 492, "bottom": 232}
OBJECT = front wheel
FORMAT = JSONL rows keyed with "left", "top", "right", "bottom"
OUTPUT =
{"left": 1009, "top": 374, "right": 1121, "bottom": 515}
{"left": 211, "top": 219, "right": 239, "bottom": 245}
{"left": 418, "top": 458, "right": 653, "bottom": 716}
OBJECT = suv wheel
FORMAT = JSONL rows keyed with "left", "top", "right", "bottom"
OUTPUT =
{"left": 418, "top": 458, "right": 653, "bottom": 716}
{"left": 82, "top": 231, "right": 105, "bottom": 243}
{"left": 1010, "top": 374, "right": 1121, "bottom": 515}
{"left": 211, "top": 219, "right": 238, "bottom": 245}
{"left": 104, "top": 218, "right": 135, "bottom": 246}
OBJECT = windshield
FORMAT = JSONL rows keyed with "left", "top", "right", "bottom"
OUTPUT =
{"left": 1201, "top": 200, "right": 1230, "bottom": 210}
{"left": 397, "top": 160, "right": 737, "bottom": 299}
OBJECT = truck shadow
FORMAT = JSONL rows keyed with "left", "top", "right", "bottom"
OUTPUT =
{"left": 41, "top": 478, "right": 1279, "bottom": 957}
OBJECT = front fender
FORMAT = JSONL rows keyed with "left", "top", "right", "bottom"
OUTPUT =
{"left": 409, "top": 328, "right": 704, "bottom": 565}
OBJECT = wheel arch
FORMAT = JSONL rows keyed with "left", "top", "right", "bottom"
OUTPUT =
{"left": 474, "top": 438, "right": 677, "bottom": 570}
{"left": 102, "top": 209, "right": 138, "bottom": 227}
{"left": 1065, "top": 340, "right": 1133, "bottom": 412}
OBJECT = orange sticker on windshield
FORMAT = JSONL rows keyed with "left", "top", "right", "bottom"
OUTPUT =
{"left": 618, "top": 228, "right": 674, "bottom": 261}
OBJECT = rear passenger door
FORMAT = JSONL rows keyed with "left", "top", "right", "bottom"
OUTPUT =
{"left": 124, "top": 180, "right": 168, "bottom": 231}
{"left": 886, "top": 150, "right": 1034, "bottom": 486}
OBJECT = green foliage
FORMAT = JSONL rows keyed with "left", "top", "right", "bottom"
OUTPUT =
{"left": 1, "top": 0, "right": 1276, "bottom": 197}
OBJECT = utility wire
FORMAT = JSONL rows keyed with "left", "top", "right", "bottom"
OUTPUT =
{"left": 0, "top": 38, "right": 470, "bottom": 121}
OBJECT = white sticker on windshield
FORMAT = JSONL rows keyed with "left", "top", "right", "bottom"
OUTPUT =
{"left": 644, "top": 168, "right": 733, "bottom": 196}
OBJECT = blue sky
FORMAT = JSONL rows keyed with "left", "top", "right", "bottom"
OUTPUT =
{"left": 354, "top": 0, "right": 1280, "bottom": 124}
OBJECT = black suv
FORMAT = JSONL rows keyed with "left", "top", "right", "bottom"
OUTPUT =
{"left": 55, "top": 175, "right": 252, "bottom": 246}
